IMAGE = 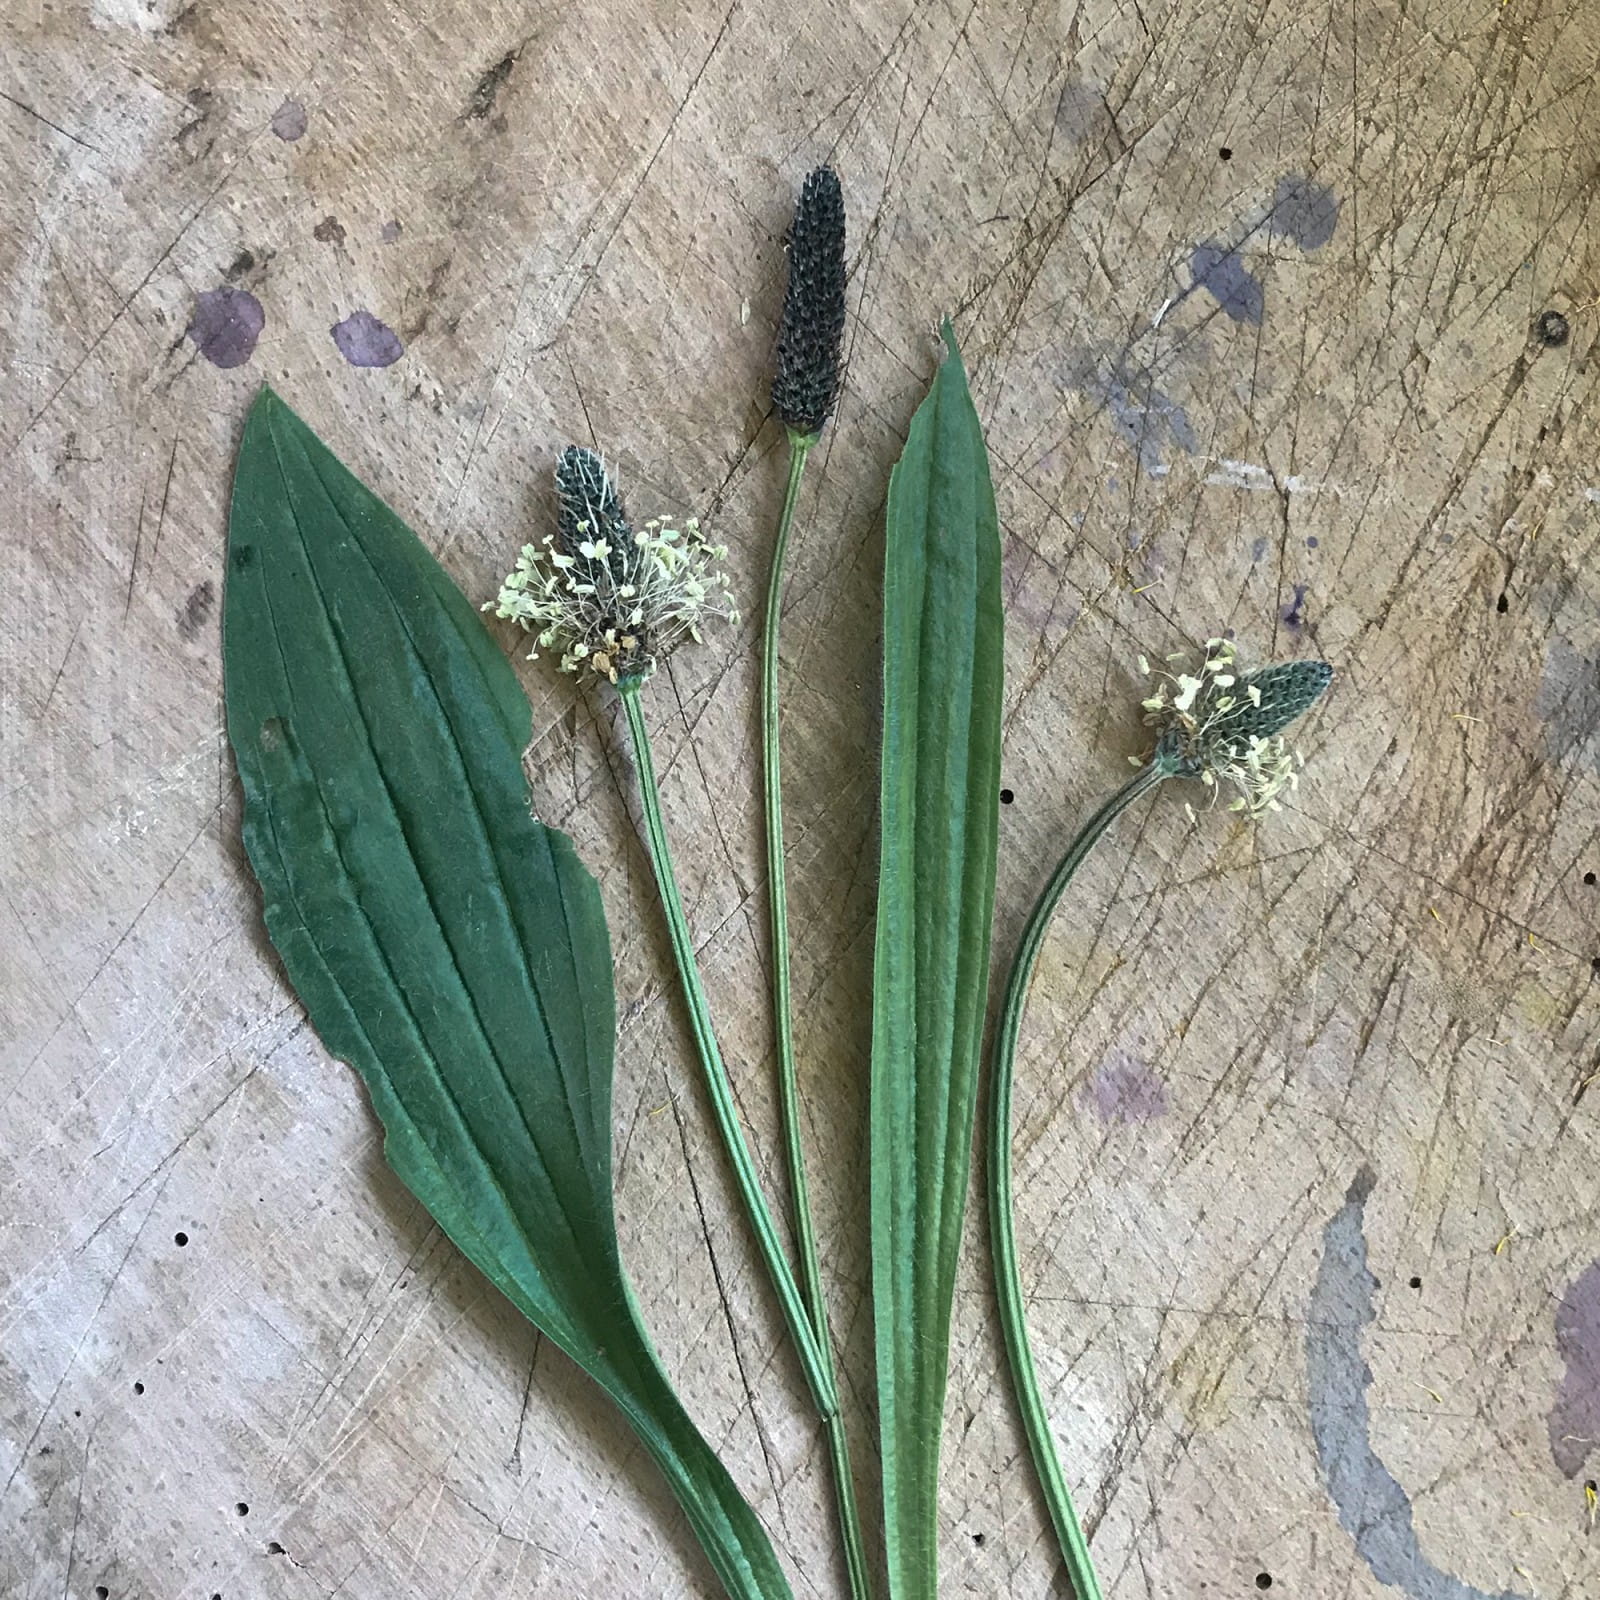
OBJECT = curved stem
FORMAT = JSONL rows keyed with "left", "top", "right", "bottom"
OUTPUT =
{"left": 761, "top": 431, "right": 873, "bottom": 1600}
{"left": 618, "top": 678, "right": 838, "bottom": 1419}
{"left": 988, "top": 760, "right": 1173, "bottom": 1600}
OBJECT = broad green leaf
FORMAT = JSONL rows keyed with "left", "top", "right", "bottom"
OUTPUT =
{"left": 871, "top": 324, "right": 1004, "bottom": 1599}
{"left": 223, "top": 388, "right": 792, "bottom": 1600}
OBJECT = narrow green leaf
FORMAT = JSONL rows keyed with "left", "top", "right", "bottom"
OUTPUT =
{"left": 871, "top": 324, "right": 1005, "bottom": 1598}
{"left": 223, "top": 388, "right": 792, "bottom": 1600}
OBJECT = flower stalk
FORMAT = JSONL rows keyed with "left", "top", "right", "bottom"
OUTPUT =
{"left": 761, "top": 167, "right": 872, "bottom": 1600}
{"left": 491, "top": 448, "right": 839, "bottom": 1419}
{"left": 618, "top": 678, "right": 839, "bottom": 1419}
{"left": 988, "top": 644, "right": 1332, "bottom": 1599}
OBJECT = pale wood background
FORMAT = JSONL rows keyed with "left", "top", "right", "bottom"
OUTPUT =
{"left": 3, "top": 1, "right": 1598, "bottom": 1597}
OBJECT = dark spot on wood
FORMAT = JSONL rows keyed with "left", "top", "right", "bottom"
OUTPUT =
{"left": 235, "top": 1501, "right": 249, "bottom": 1516}
{"left": 266, "top": 1542, "right": 285, "bottom": 1556}
{"left": 132, "top": 1381, "right": 144, "bottom": 1394}
{"left": 270, "top": 96, "right": 307, "bottom": 141}
{"left": 1255, "top": 1576, "right": 1273, "bottom": 1591}
{"left": 1219, "top": 146, "right": 1232, "bottom": 160}
{"left": 1268, "top": 174, "right": 1341, "bottom": 249}
{"left": 999, "top": 787, "right": 1014, "bottom": 805}
{"left": 176, "top": 85, "right": 216, "bottom": 156}
{"left": 174, "top": 1231, "right": 189, "bottom": 1247}
{"left": 313, "top": 215, "right": 346, "bottom": 247}
{"left": 970, "top": 1531, "right": 986, "bottom": 1546}
{"left": 331, "top": 310, "right": 404, "bottom": 368}
{"left": 177, "top": 580, "right": 215, "bottom": 640}
{"left": 187, "top": 288, "right": 263, "bottom": 368}
{"left": 1584, "top": 871, "right": 1596, "bottom": 886}
{"left": 230, "top": 543, "right": 255, "bottom": 571}
{"left": 1535, "top": 310, "right": 1570, "bottom": 347}
{"left": 223, "top": 249, "right": 255, "bottom": 282}
{"left": 1496, "top": 592, "right": 1508, "bottom": 614}
{"left": 1190, "top": 240, "right": 1265, "bottom": 324}
{"left": 463, "top": 48, "right": 520, "bottom": 121}
{"left": 1409, "top": 1275, "right": 1422, "bottom": 1288}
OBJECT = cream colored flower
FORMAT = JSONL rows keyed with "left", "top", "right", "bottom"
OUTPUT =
{"left": 486, "top": 448, "right": 737, "bottom": 684}
{"left": 1140, "top": 639, "right": 1332, "bottom": 817}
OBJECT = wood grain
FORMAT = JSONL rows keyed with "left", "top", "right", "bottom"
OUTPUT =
{"left": 3, "top": 1, "right": 1597, "bottom": 1596}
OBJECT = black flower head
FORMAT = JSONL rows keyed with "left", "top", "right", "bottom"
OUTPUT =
{"left": 485, "top": 447, "right": 737, "bottom": 684}
{"left": 1203, "top": 659, "right": 1335, "bottom": 750}
{"left": 1142, "top": 641, "right": 1333, "bottom": 815}
{"left": 772, "top": 166, "right": 847, "bottom": 439}
{"left": 554, "top": 445, "right": 632, "bottom": 569}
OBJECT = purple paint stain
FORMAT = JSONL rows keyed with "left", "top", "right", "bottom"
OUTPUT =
{"left": 270, "top": 97, "right": 307, "bottom": 141}
{"left": 1086, "top": 1051, "right": 1168, "bottom": 1124}
{"left": 187, "top": 287, "right": 264, "bottom": 369}
{"left": 1305, "top": 536, "right": 1319, "bottom": 549}
{"left": 1269, "top": 174, "right": 1341, "bottom": 250}
{"left": 1189, "top": 241, "right": 1264, "bottom": 325}
{"left": 1282, "top": 581, "right": 1310, "bottom": 632}
{"left": 1250, "top": 536, "right": 1269, "bottom": 563}
{"left": 331, "top": 310, "right": 404, "bottom": 369}
{"left": 1550, "top": 1260, "right": 1600, "bottom": 1477}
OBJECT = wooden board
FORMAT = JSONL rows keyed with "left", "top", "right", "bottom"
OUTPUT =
{"left": 3, "top": 1, "right": 1597, "bottom": 1595}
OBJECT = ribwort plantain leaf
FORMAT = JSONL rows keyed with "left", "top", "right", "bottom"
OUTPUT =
{"left": 871, "top": 323, "right": 1003, "bottom": 1600}
{"left": 225, "top": 389, "right": 792, "bottom": 1600}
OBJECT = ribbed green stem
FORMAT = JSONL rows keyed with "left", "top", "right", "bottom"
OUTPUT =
{"left": 618, "top": 679, "right": 838, "bottom": 1419}
{"left": 761, "top": 430, "right": 874, "bottom": 1600}
{"left": 988, "top": 758, "right": 1173, "bottom": 1600}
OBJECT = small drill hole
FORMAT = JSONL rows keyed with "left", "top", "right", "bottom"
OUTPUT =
{"left": 1584, "top": 872, "right": 1596, "bottom": 886}
{"left": 1495, "top": 593, "right": 1508, "bottom": 614}
{"left": 96, "top": 1590, "right": 109, "bottom": 1599}
{"left": 1409, "top": 1276, "right": 1422, "bottom": 1289}
{"left": 266, "top": 1542, "right": 285, "bottom": 1556}
{"left": 174, "top": 1231, "right": 188, "bottom": 1247}
{"left": 971, "top": 1531, "right": 987, "bottom": 1546}
{"left": 1591, "top": 957, "right": 1600, "bottom": 979}
{"left": 1255, "top": 1577, "right": 1273, "bottom": 1591}
{"left": 132, "top": 1381, "right": 144, "bottom": 1395}
{"left": 235, "top": 1501, "right": 250, "bottom": 1517}
{"left": 1219, "top": 146, "right": 1233, "bottom": 160}
{"left": 999, "top": 788, "right": 1014, "bottom": 806}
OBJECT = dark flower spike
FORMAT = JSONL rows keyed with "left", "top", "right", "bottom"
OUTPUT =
{"left": 1141, "top": 641, "right": 1334, "bottom": 814}
{"left": 486, "top": 447, "right": 736, "bottom": 684}
{"left": 772, "top": 167, "right": 847, "bottom": 439}
{"left": 555, "top": 444, "right": 631, "bottom": 562}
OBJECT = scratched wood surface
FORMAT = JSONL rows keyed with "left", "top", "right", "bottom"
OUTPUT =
{"left": 3, "top": 1, "right": 1599, "bottom": 1596}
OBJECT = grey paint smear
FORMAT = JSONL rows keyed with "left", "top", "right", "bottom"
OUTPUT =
{"left": 1269, "top": 174, "right": 1341, "bottom": 250}
{"left": 270, "top": 97, "right": 307, "bottom": 141}
{"left": 1534, "top": 636, "right": 1600, "bottom": 771}
{"left": 1189, "top": 241, "right": 1264, "bottom": 324}
{"left": 1103, "top": 369, "right": 1196, "bottom": 472}
{"left": 1550, "top": 1258, "right": 1600, "bottom": 1476}
{"left": 1307, "top": 1170, "right": 1527, "bottom": 1600}
{"left": 331, "top": 310, "right": 403, "bottom": 368}
{"left": 1059, "top": 346, "right": 1195, "bottom": 472}
{"left": 186, "top": 287, "right": 264, "bottom": 368}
